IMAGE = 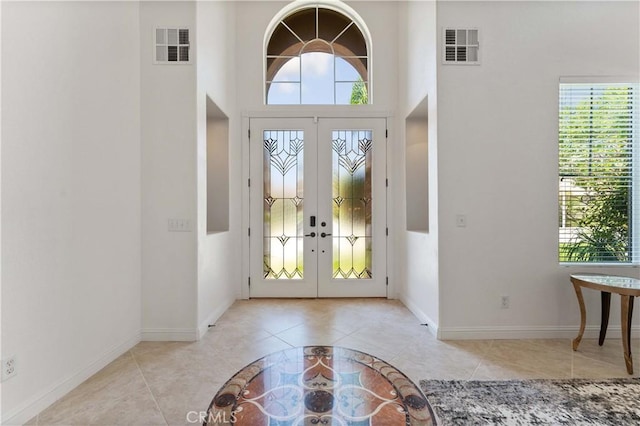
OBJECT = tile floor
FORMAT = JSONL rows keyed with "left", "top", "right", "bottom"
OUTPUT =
{"left": 27, "top": 299, "right": 640, "bottom": 425}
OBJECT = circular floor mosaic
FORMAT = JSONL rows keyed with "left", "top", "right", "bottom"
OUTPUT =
{"left": 206, "top": 346, "right": 435, "bottom": 425}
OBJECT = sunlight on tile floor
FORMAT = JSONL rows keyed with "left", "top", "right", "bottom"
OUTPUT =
{"left": 27, "top": 299, "right": 640, "bottom": 425}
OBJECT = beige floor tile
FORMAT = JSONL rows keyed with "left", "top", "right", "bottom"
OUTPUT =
{"left": 24, "top": 415, "right": 38, "bottom": 425}
{"left": 37, "top": 353, "right": 166, "bottom": 425}
{"left": 572, "top": 338, "right": 640, "bottom": 366}
{"left": 347, "top": 322, "right": 431, "bottom": 355}
{"left": 310, "top": 310, "right": 370, "bottom": 335}
{"left": 527, "top": 338, "right": 574, "bottom": 354}
{"left": 224, "top": 335, "right": 294, "bottom": 372}
{"left": 274, "top": 322, "right": 348, "bottom": 347}
{"left": 483, "top": 339, "right": 573, "bottom": 378}
{"left": 439, "top": 339, "right": 495, "bottom": 357}
{"left": 28, "top": 299, "right": 639, "bottom": 425}
{"left": 470, "top": 360, "right": 551, "bottom": 380}
{"left": 132, "top": 340, "right": 249, "bottom": 424}
{"left": 399, "top": 341, "right": 489, "bottom": 379}
{"left": 332, "top": 333, "right": 403, "bottom": 361}
{"left": 391, "top": 351, "right": 479, "bottom": 382}
{"left": 572, "top": 353, "right": 636, "bottom": 379}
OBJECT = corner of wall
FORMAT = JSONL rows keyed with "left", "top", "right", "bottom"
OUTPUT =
{"left": 399, "top": 292, "right": 439, "bottom": 338}
{"left": 197, "top": 295, "right": 236, "bottom": 340}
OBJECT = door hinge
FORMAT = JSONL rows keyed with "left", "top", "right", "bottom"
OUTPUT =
{"left": 386, "top": 227, "right": 389, "bottom": 236}
{"left": 248, "top": 178, "right": 251, "bottom": 187}
{"left": 386, "top": 178, "right": 389, "bottom": 187}
{"left": 248, "top": 228, "right": 251, "bottom": 237}
{"left": 386, "top": 129, "right": 388, "bottom": 138}
{"left": 386, "top": 277, "right": 389, "bottom": 286}
{"left": 248, "top": 277, "right": 251, "bottom": 287}
{"left": 248, "top": 129, "right": 251, "bottom": 139}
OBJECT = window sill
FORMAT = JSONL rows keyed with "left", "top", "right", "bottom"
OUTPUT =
{"left": 560, "top": 263, "right": 640, "bottom": 268}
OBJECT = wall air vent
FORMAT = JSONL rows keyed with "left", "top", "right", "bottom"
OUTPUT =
{"left": 443, "top": 28, "right": 479, "bottom": 65}
{"left": 155, "top": 28, "right": 191, "bottom": 64}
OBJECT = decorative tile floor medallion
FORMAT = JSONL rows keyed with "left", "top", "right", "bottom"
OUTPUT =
{"left": 206, "top": 346, "right": 435, "bottom": 425}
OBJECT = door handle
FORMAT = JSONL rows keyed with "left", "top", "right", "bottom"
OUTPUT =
{"left": 305, "top": 232, "right": 316, "bottom": 237}
{"left": 320, "top": 232, "right": 332, "bottom": 238}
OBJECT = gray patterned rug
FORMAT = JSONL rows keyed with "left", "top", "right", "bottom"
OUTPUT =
{"left": 420, "top": 378, "right": 640, "bottom": 425}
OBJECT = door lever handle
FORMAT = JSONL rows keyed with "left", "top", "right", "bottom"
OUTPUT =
{"left": 305, "top": 232, "right": 316, "bottom": 237}
{"left": 320, "top": 232, "right": 332, "bottom": 238}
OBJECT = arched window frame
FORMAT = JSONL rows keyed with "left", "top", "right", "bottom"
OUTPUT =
{"left": 263, "top": 0, "right": 373, "bottom": 105}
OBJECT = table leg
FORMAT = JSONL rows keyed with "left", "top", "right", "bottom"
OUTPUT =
{"left": 572, "top": 282, "right": 586, "bottom": 351}
{"left": 621, "top": 295, "right": 634, "bottom": 374}
{"left": 599, "top": 291, "right": 611, "bottom": 346}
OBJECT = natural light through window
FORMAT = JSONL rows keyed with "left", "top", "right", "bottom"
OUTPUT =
{"left": 558, "top": 82, "right": 640, "bottom": 264}
{"left": 269, "top": 52, "right": 367, "bottom": 105}
{"left": 265, "top": 6, "right": 369, "bottom": 105}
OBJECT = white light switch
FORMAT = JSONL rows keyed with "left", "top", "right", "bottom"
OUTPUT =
{"left": 168, "top": 218, "right": 191, "bottom": 232}
{"left": 456, "top": 214, "right": 467, "bottom": 227}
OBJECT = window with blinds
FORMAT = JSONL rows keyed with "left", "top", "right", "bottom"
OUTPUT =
{"left": 558, "top": 82, "right": 639, "bottom": 263}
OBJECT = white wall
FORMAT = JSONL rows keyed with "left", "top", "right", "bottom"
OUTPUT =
{"left": 436, "top": 1, "right": 640, "bottom": 338}
{"left": 140, "top": 1, "right": 199, "bottom": 341}
{"left": 196, "top": 0, "right": 239, "bottom": 337}
{"left": 1, "top": 2, "right": 141, "bottom": 423}
{"left": 1, "top": 0, "right": 5, "bottom": 416}
{"left": 397, "top": 1, "right": 440, "bottom": 330}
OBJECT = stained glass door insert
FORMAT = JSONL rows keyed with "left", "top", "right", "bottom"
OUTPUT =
{"left": 263, "top": 130, "right": 304, "bottom": 279}
{"left": 249, "top": 117, "right": 386, "bottom": 298}
{"left": 250, "top": 118, "right": 318, "bottom": 298}
{"left": 331, "top": 130, "right": 373, "bottom": 279}
{"left": 317, "top": 118, "right": 387, "bottom": 297}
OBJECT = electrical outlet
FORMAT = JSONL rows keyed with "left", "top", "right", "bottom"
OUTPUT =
{"left": 501, "top": 296, "right": 510, "bottom": 309}
{"left": 2, "top": 356, "right": 17, "bottom": 381}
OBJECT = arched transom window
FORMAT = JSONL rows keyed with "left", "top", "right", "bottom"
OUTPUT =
{"left": 265, "top": 5, "right": 370, "bottom": 105}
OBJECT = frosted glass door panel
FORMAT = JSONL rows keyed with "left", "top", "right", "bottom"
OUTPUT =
{"left": 263, "top": 130, "right": 304, "bottom": 279}
{"left": 249, "top": 117, "right": 386, "bottom": 298}
{"left": 331, "top": 130, "right": 373, "bottom": 279}
{"left": 249, "top": 118, "right": 317, "bottom": 298}
{"left": 317, "top": 118, "right": 387, "bottom": 298}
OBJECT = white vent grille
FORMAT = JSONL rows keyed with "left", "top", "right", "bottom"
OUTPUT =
{"left": 155, "top": 28, "right": 190, "bottom": 64}
{"left": 443, "top": 28, "right": 479, "bottom": 65}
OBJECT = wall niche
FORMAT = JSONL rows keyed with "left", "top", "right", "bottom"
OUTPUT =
{"left": 405, "top": 96, "right": 429, "bottom": 233}
{"left": 206, "top": 96, "right": 230, "bottom": 234}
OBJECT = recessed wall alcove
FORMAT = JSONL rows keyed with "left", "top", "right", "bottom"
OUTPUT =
{"left": 206, "top": 96, "right": 229, "bottom": 234}
{"left": 405, "top": 96, "right": 429, "bottom": 233}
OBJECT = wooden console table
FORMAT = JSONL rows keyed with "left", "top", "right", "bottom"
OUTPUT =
{"left": 570, "top": 274, "right": 640, "bottom": 374}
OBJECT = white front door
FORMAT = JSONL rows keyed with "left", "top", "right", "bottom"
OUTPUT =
{"left": 249, "top": 117, "right": 387, "bottom": 297}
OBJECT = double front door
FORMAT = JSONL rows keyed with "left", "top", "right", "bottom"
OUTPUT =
{"left": 249, "top": 117, "right": 387, "bottom": 297}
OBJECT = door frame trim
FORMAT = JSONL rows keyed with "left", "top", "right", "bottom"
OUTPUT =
{"left": 241, "top": 110, "right": 394, "bottom": 299}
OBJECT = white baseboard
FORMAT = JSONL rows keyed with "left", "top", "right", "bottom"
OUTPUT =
{"left": 398, "top": 293, "right": 439, "bottom": 337}
{"left": 141, "top": 328, "right": 199, "bottom": 342}
{"left": 2, "top": 332, "right": 141, "bottom": 426}
{"left": 439, "top": 325, "right": 640, "bottom": 340}
{"left": 197, "top": 297, "right": 236, "bottom": 340}
{"left": 142, "top": 296, "right": 236, "bottom": 342}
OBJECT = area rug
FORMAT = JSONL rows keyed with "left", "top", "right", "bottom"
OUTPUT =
{"left": 206, "top": 346, "right": 436, "bottom": 425}
{"left": 420, "top": 378, "right": 640, "bottom": 425}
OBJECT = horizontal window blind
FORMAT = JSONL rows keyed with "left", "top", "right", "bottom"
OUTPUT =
{"left": 559, "top": 83, "right": 639, "bottom": 263}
